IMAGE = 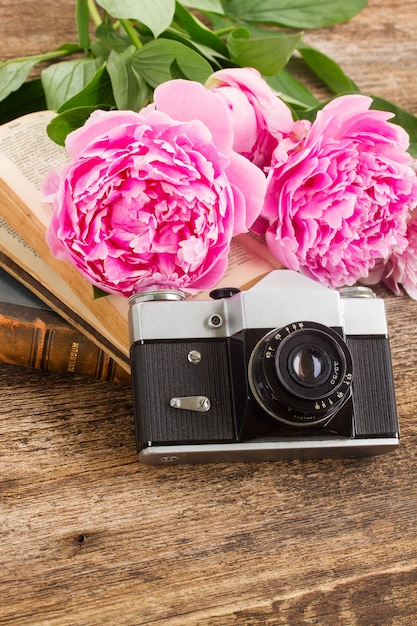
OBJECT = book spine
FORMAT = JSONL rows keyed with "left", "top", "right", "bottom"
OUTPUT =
{"left": 0, "top": 304, "right": 131, "bottom": 384}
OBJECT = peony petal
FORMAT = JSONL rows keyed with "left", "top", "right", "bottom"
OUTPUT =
{"left": 65, "top": 109, "right": 144, "bottom": 157}
{"left": 152, "top": 79, "right": 234, "bottom": 155}
{"left": 227, "top": 152, "right": 267, "bottom": 232}
{"left": 213, "top": 86, "right": 258, "bottom": 154}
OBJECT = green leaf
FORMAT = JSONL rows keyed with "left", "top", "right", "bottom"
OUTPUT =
{"left": 96, "top": 0, "right": 175, "bottom": 37}
{"left": 202, "top": 12, "right": 232, "bottom": 32}
{"left": 293, "top": 100, "right": 326, "bottom": 123}
{"left": 95, "top": 17, "right": 132, "bottom": 53}
{"left": 0, "top": 58, "right": 40, "bottom": 101}
{"left": 169, "top": 59, "right": 189, "bottom": 80}
{"left": 369, "top": 95, "right": 417, "bottom": 158}
{"left": 131, "top": 39, "right": 213, "bottom": 87}
{"left": 0, "top": 79, "right": 47, "bottom": 125}
{"left": 220, "top": 0, "right": 367, "bottom": 29}
{"left": 173, "top": 2, "right": 228, "bottom": 56}
{"left": 266, "top": 69, "right": 319, "bottom": 109}
{"left": 107, "top": 47, "right": 150, "bottom": 110}
{"left": 297, "top": 42, "right": 360, "bottom": 94}
{"left": 47, "top": 105, "right": 112, "bottom": 145}
{"left": 76, "top": 0, "right": 91, "bottom": 49}
{"left": 161, "top": 30, "right": 226, "bottom": 69}
{"left": 41, "top": 58, "right": 104, "bottom": 110}
{"left": 93, "top": 286, "right": 111, "bottom": 299}
{"left": 228, "top": 27, "right": 302, "bottom": 76}
{"left": 182, "top": 0, "right": 224, "bottom": 13}
{"left": 57, "top": 65, "right": 115, "bottom": 112}
{"left": 0, "top": 43, "right": 86, "bottom": 104}
{"left": 55, "top": 42, "right": 87, "bottom": 55}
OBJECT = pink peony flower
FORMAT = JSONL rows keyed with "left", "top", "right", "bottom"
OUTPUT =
{"left": 259, "top": 94, "right": 417, "bottom": 288}
{"left": 205, "top": 67, "right": 307, "bottom": 170}
{"left": 379, "top": 210, "right": 417, "bottom": 298}
{"left": 43, "top": 81, "right": 266, "bottom": 297}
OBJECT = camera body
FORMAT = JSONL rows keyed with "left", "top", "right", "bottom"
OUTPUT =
{"left": 129, "top": 271, "right": 399, "bottom": 464}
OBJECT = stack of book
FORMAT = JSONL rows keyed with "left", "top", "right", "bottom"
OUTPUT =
{"left": 0, "top": 110, "right": 280, "bottom": 382}
{"left": 0, "top": 265, "right": 130, "bottom": 382}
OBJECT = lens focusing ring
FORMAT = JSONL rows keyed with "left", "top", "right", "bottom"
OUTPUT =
{"left": 248, "top": 321, "right": 353, "bottom": 426}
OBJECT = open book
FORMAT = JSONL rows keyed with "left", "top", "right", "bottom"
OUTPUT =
{"left": 0, "top": 111, "right": 281, "bottom": 373}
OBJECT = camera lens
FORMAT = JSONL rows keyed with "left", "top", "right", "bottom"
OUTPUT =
{"left": 288, "top": 344, "right": 332, "bottom": 387}
{"left": 248, "top": 322, "right": 353, "bottom": 426}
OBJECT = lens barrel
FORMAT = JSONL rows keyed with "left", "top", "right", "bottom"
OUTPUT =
{"left": 248, "top": 322, "right": 353, "bottom": 426}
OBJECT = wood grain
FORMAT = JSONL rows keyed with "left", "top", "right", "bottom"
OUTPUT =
{"left": 1, "top": 1, "right": 417, "bottom": 624}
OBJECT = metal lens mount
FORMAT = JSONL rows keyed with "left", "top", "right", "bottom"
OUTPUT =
{"left": 248, "top": 321, "right": 353, "bottom": 427}
{"left": 128, "top": 288, "right": 185, "bottom": 305}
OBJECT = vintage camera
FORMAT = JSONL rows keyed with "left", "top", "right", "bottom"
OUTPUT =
{"left": 129, "top": 271, "right": 399, "bottom": 464}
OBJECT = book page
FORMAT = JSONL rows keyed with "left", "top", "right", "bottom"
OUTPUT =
{"left": 0, "top": 111, "right": 68, "bottom": 223}
{"left": 189, "top": 234, "right": 281, "bottom": 301}
{"left": 0, "top": 111, "right": 71, "bottom": 244}
{"left": 235, "top": 231, "right": 283, "bottom": 269}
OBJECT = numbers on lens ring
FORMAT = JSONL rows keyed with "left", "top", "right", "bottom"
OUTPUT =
{"left": 314, "top": 396, "right": 336, "bottom": 410}
{"left": 275, "top": 322, "right": 304, "bottom": 342}
{"left": 285, "top": 322, "right": 304, "bottom": 334}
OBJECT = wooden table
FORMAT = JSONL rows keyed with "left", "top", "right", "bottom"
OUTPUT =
{"left": 1, "top": 1, "right": 417, "bottom": 623}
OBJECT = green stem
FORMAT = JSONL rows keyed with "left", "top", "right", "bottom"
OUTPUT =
{"left": 5, "top": 47, "right": 83, "bottom": 65}
{"left": 212, "top": 26, "right": 235, "bottom": 37}
{"left": 87, "top": 0, "right": 102, "bottom": 27}
{"left": 120, "top": 19, "right": 143, "bottom": 49}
